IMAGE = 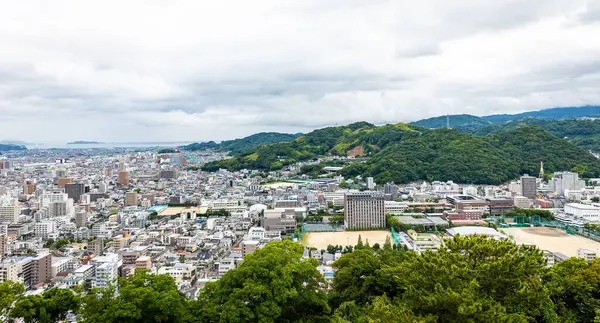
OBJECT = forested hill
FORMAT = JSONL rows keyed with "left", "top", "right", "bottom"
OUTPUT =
{"left": 340, "top": 126, "right": 600, "bottom": 184}
{"left": 202, "top": 122, "right": 600, "bottom": 185}
{"left": 411, "top": 114, "right": 492, "bottom": 129}
{"left": 201, "top": 122, "right": 424, "bottom": 172}
{"left": 462, "top": 119, "right": 600, "bottom": 152}
{"left": 219, "top": 132, "right": 301, "bottom": 155}
{"left": 180, "top": 132, "right": 300, "bottom": 154}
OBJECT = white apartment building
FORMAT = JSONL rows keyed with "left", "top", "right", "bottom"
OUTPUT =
{"left": 577, "top": 248, "right": 597, "bottom": 261}
{"left": 248, "top": 227, "right": 266, "bottom": 241}
{"left": 158, "top": 263, "right": 196, "bottom": 284}
{"left": 91, "top": 254, "right": 120, "bottom": 288}
{"left": 51, "top": 257, "right": 73, "bottom": 277}
{"left": 34, "top": 221, "right": 56, "bottom": 238}
{"left": 0, "top": 261, "right": 19, "bottom": 283}
{"left": 74, "top": 264, "right": 95, "bottom": 279}
{"left": 513, "top": 196, "right": 532, "bottom": 209}
{"left": 344, "top": 191, "right": 386, "bottom": 229}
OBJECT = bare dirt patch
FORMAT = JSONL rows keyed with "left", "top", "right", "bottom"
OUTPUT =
{"left": 303, "top": 231, "right": 390, "bottom": 250}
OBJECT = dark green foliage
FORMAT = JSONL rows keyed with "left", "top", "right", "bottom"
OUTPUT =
{"left": 194, "top": 240, "right": 331, "bottom": 323}
{"left": 469, "top": 118, "right": 600, "bottom": 152}
{"left": 0, "top": 281, "right": 24, "bottom": 318}
{"left": 158, "top": 148, "right": 176, "bottom": 154}
{"left": 203, "top": 209, "right": 231, "bottom": 217}
{"left": 352, "top": 126, "right": 600, "bottom": 184}
{"left": 219, "top": 132, "right": 302, "bottom": 155}
{"left": 503, "top": 207, "right": 555, "bottom": 220}
{"left": 482, "top": 105, "right": 600, "bottom": 124}
{"left": 10, "top": 288, "right": 81, "bottom": 323}
{"left": 80, "top": 271, "right": 192, "bottom": 323}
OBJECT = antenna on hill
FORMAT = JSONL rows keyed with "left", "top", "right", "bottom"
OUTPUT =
{"left": 539, "top": 160, "right": 544, "bottom": 179}
{"left": 446, "top": 114, "right": 450, "bottom": 129}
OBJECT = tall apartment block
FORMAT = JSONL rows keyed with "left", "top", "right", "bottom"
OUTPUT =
{"left": 344, "top": 191, "right": 385, "bottom": 229}
{"left": 520, "top": 175, "right": 537, "bottom": 199}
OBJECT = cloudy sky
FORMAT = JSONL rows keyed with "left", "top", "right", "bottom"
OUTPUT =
{"left": 1, "top": 0, "right": 600, "bottom": 143}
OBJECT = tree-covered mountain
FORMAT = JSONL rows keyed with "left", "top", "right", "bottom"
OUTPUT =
{"left": 462, "top": 119, "right": 600, "bottom": 152}
{"left": 181, "top": 141, "right": 219, "bottom": 151}
{"left": 203, "top": 121, "right": 600, "bottom": 184}
{"left": 412, "top": 106, "right": 600, "bottom": 130}
{"left": 219, "top": 132, "right": 302, "bottom": 155}
{"left": 341, "top": 126, "right": 600, "bottom": 184}
{"left": 411, "top": 114, "right": 492, "bottom": 129}
{"left": 202, "top": 122, "right": 423, "bottom": 172}
{"left": 483, "top": 105, "right": 600, "bottom": 124}
{"left": 0, "top": 144, "right": 26, "bottom": 151}
{"left": 180, "top": 132, "right": 301, "bottom": 153}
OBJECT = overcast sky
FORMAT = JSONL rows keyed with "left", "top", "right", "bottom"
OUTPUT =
{"left": 1, "top": 0, "right": 600, "bottom": 143}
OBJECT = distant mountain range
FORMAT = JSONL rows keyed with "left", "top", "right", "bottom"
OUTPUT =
{"left": 411, "top": 105, "right": 600, "bottom": 129}
{"left": 410, "top": 105, "right": 600, "bottom": 152}
{"left": 180, "top": 132, "right": 302, "bottom": 154}
{"left": 66, "top": 141, "right": 105, "bottom": 145}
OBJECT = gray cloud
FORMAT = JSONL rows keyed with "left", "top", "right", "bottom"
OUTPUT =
{"left": 0, "top": 0, "right": 599, "bottom": 143}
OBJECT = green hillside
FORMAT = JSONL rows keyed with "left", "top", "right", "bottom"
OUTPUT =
{"left": 201, "top": 122, "right": 423, "bottom": 172}
{"left": 465, "top": 119, "right": 600, "bottom": 152}
{"left": 203, "top": 121, "right": 600, "bottom": 184}
{"left": 411, "top": 114, "right": 492, "bottom": 129}
{"left": 343, "top": 126, "right": 600, "bottom": 184}
{"left": 219, "top": 132, "right": 301, "bottom": 155}
{"left": 180, "top": 132, "right": 301, "bottom": 154}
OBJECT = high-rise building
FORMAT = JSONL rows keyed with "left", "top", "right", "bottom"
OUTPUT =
{"left": 118, "top": 171, "right": 130, "bottom": 186}
{"left": 75, "top": 211, "right": 87, "bottom": 228}
{"left": 344, "top": 191, "right": 385, "bottom": 229}
{"left": 383, "top": 183, "right": 399, "bottom": 200}
{"left": 520, "top": 175, "right": 537, "bottom": 199}
{"left": 125, "top": 192, "right": 138, "bottom": 206}
{"left": 549, "top": 171, "right": 586, "bottom": 197}
{"left": 65, "top": 183, "right": 86, "bottom": 201}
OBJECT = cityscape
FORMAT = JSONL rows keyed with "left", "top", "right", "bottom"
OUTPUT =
{"left": 3, "top": 0, "right": 600, "bottom": 322}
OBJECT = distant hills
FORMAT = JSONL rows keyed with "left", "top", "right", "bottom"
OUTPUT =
{"left": 180, "top": 132, "right": 301, "bottom": 154}
{"left": 0, "top": 144, "right": 27, "bottom": 151}
{"left": 412, "top": 105, "right": 600, "bottom": 129}
{"left": 66, "top": 141, "right": 104, "bottom": 145}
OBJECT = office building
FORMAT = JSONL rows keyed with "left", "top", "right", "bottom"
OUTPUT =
{"left": 344, "top": 191, "right": 385, "bottom": 229}
{"left": 56, "top": 177, "right": 73, "bottom": 188}
{"left": 565, "top": 203, "right": 600, "bottom": 221}
{"left": 65, "top": 183, "right": 86, "bottom": 201}
{"left": 486, "top": 198, "right": 515, "bottom": 216}
{"left": 520, "top": 175, "right": 537, "bottom": 199}
{"left": 549, "top": 171, "right": 586, "bottom": 197}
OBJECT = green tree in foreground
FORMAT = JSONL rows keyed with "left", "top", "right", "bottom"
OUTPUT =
{"left": 194, "top": 240, "right": 331, "bottom": 323}
{"left": 10, "top": 288, "right": 80, "bottom": 323}
{"left": 0, "top": 280, "right": 24, "bottom": 318}
{"left": 80, "top": 271, "right": 191, "bottom": 323}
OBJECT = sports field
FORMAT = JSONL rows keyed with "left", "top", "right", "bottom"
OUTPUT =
{"left": 503, "top": 227, "right": 600, "bottom": 257}
{"left": 303, "top": 230, "right": 391, "bottom": 249}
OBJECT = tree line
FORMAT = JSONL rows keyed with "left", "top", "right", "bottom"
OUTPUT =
{"left": 3, "top": 237, "right": 600, "bottom": 322}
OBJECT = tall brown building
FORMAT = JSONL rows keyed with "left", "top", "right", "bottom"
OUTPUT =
{"left": 118, "top": 171, "right": 129, "bottom": 186}
{"left": 56, "top": 177, "right": 73, "bottom": 188}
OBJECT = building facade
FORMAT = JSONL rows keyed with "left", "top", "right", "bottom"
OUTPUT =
{"left": 344, "top": 191, "right": 385, "bottom": 229}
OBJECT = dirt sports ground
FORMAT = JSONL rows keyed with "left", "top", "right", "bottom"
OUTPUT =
{"left": 302, "top": 231, "right": 391, "bottom": 250}
{"left": 503, "top": 227, "right": 600, "bottom": 257}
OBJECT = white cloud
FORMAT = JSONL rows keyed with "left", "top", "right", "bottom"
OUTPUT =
{"left": 0, "top": 0, "right": 599, "bottom": 142}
